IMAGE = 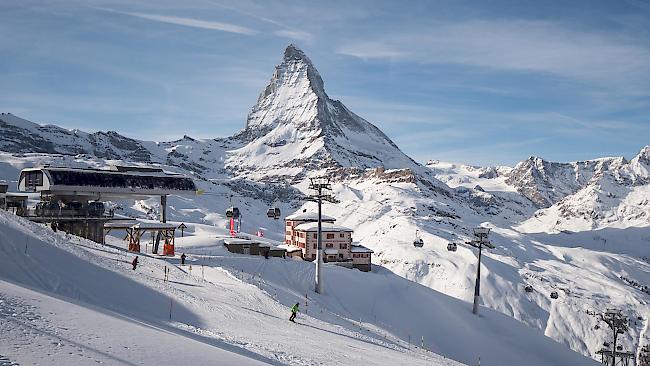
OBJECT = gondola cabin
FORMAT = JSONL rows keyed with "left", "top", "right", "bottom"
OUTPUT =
{"left": 524, "top": 285, "right": 534, "bottom": 293}
{"left": 413, "top": 230, "right": 424, "bottom": 248}
{"left": 266, "top": 207, "right": 281, "bottom": 219}
{"left": 226, "top": 206, "right": 240, "bottom": 219}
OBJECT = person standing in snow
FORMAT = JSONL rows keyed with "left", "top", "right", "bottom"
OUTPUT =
{"left": 289, "top": 303, "right": 299, "bottom": 322}
{"left": 132, "top": 256, "right": 139, "bottom": 270}
{"left": 181, "top": 253, "right": 186, "bottom": 265}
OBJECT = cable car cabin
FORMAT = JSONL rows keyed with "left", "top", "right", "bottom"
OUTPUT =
{"left": 524, "top": 285, "right": 534, "bottom": 293}
{"left": 447, "top": 242, "right": 457, "bottom": 252}
{"left": 550, "top": 291, "right": 559, "bottom": 299}
{"left": 18, "top": 166, "right": 196, "bottom": 200}
{"left": 413, "top": 230, "right": 424, "bottom": 247}
{"left": 226, "top": 206, "right": 240, "bottom": 219}
{"left": 266, "top": 207, "right": 281, "bottom": 219}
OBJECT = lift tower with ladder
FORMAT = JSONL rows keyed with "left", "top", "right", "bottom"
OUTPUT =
{"left": 306, "top": 176, "right": 338, "bottom": 294}
{"left": 466, "top": 227, "right": 494, "bottom": 316}
{"left": 596, "top": 309, "right": 635, "bottom": 366}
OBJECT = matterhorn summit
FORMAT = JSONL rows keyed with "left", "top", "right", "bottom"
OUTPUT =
{"left": 227, "top": 44, "right": 417, "bottom": 180}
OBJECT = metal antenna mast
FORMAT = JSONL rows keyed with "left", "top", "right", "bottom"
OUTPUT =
{"left": 466, "top": 227, "right": 494, "bottom": 315}
{"left": 307, "top": 176, "right": 338, "bottom": 294}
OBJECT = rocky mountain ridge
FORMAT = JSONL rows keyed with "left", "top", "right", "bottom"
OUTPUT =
{"left": 0, "top": 45, "right": 648, "bottom": 363}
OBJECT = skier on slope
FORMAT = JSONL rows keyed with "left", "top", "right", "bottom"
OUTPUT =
{"left": 289, "top": 303, "right": 300, "bottom": 322}
{"left": 181, "top": 253, "right": 186, "bottom": 265}
{"left": 132, "top": 256, "right": 139, "bottom": 270}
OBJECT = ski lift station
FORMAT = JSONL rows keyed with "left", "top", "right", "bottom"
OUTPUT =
{"left": 16, "top": 165, "right": 197, "bottom": 250}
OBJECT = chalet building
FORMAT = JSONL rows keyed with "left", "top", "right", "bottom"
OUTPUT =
{"left": 224, "top": 238, "right": 287, "bottom": 258}
{"left": 284, "top": 211, "right": 373, "bottom": 272}
{"left": 351, "top": 245, "right": 373, "bottom": 272}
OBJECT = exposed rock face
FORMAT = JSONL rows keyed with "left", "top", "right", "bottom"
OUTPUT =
{"left": 0, "top": 113, "right": 152, "bottom": 162}
{"left": 518, "top": 146, "right": 650, "bottom": 231}
{"left": 505, "top": 156, "right": 628, "bottom": 207}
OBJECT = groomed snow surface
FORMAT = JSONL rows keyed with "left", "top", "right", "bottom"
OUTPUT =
{"left": 0, "top": 211, "right": 598, "bottom": 366}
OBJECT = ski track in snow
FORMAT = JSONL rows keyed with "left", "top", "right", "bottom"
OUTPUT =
{"left": 0, "top": 46, "right": 648, "bottom": 364}
{"left": 0, "top": 210, "right": 462, "bottom": 366}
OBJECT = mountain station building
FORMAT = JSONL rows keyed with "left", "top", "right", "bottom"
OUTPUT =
{"left": 284, "top": 211, "right": 373, "bottom": 272}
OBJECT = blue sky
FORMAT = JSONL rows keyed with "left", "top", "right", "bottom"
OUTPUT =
{"left": 1, "top": 0, "right": 649, "bottom": 166}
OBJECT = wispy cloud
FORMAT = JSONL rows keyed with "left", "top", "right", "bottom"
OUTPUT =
{"left": 98, "top": 8, "right": 258, "bottom": 35}
{"left": 204, "top": 1, "right": 313, "bottom": 42}
{"left": 338, "top": 20, "right": 650, "bottom": 86}
{"left": 338, "top": 41, "right": 408, "bottom": 60}
{"left": 273, "top": 29, "right": 312, "bottom": 42}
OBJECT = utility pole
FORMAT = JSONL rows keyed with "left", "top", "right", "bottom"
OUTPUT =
{"left": 466, "top": 227, "right": 494, "bottom": 316}
{"left": 307, "top": 176, "right": 338, "bottom": 294}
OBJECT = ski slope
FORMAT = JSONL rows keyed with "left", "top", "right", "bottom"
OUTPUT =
{"left": 0, "top": 210, "right": 599, "bottom": 365}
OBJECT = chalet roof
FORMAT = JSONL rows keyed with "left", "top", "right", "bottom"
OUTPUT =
{"left": 132, "top": 222, "right": 177, "bottom": 230}
{"left": 277, "top": 244, "right": 302, "bottom": 253}
{"left": 293, "top": 222, "right": 353, "bottom": 233}
{"left": 285, "top": 211, "right": 336, "bottom": 222}
{"left": 104, "top": 221, "right": 139, "bottom": 229}
{"left": 351, "top": 245, "right": 374, "bottom": 253}
{"left": 223, "top": 238, "right": 271, "bottom": 246}
{"left": 223, "top": 238, "right": 255, "bottom": 245}
{"left": 104, "top": 221, "right": 173, "bottom": 230}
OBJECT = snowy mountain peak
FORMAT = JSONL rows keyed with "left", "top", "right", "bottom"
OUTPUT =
{"left": 283, "top": 44, "right": 312, "bottom": 64}
{"left": 635, "top": 145, "right": 650, "bottom": 162}
{"left": 630, "top": 145, "right": 650, "bottom": 179}
{"left": 505, "top": 155, "right": 630, "bottom": 207}
{"left": 228, "top": 45, "right": 418, "bottom": 180}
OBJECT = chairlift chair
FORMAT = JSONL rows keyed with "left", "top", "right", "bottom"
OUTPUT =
{"left": 447, "top": 242, "right": 457, "bottom": 252}
{"left": 413, "top": 230, "right": 424, "bottom": 248}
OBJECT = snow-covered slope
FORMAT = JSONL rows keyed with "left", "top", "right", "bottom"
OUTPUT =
{"left": 0, "top": 44, "right": 648, "bottom": 365}
{"left": 0, "top": 210, "right": 600, "bottom": 366}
